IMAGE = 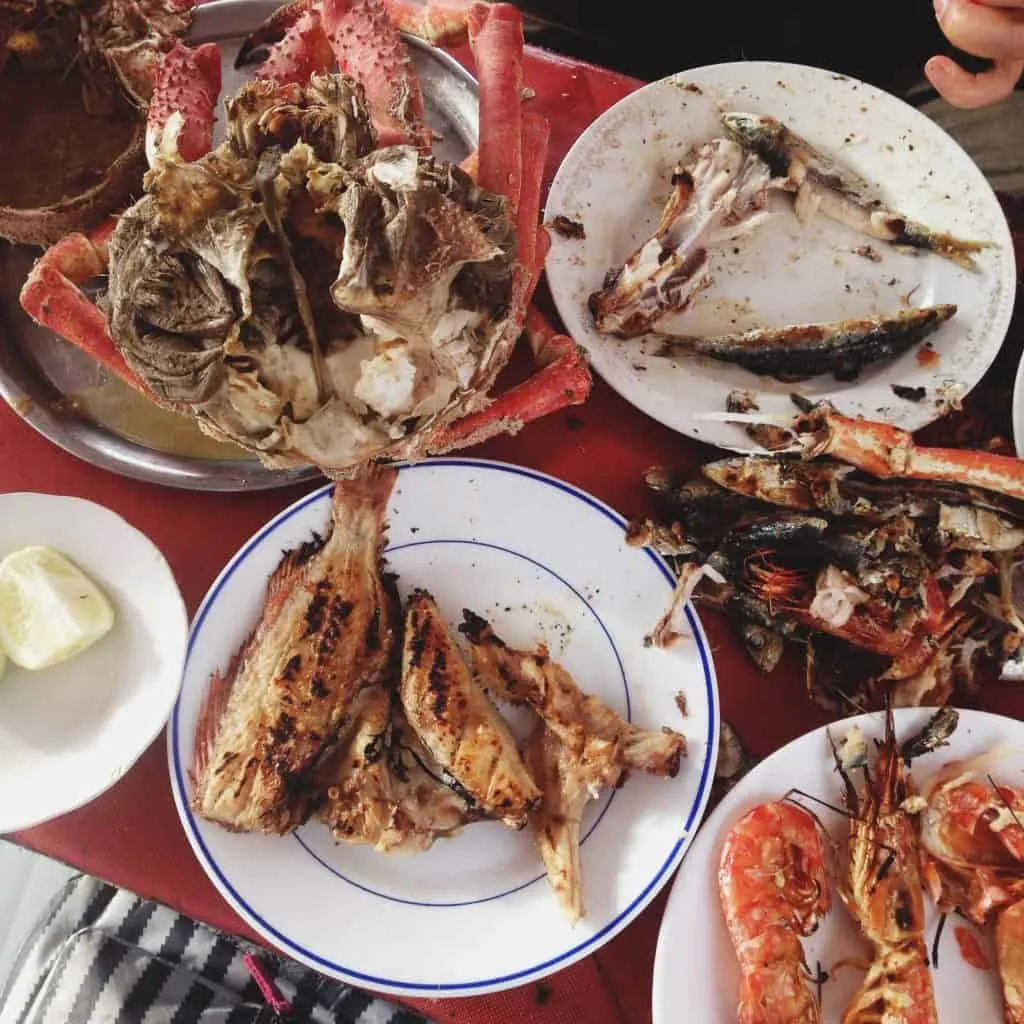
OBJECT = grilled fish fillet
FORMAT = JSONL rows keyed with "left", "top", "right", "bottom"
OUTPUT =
{"left": 190, "top": 466, "right": 399, "bottom": 835}
{"left": 317, "top": 684, "right": 475, "bottom": 853}
{"left": 400, "top": 590, "right": 542, "bottom": 829}
{"left": 525, "top": 722, "right": 624, "bottom": 925}
{"left": 459, "top": 610, "right": 686, "bottom": 777}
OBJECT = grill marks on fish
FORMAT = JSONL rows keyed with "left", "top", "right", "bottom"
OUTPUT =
{"left": 721, "top": 112, "right": 990, "bottom": 272}
{"left": 399, "top": 590, "right": 542, "bottom": 829}
{"left": 190, "top": 465, "right": 400, "bottom": 835}
{"left": 652, "top": 304, "right": 957, "bottom": 382}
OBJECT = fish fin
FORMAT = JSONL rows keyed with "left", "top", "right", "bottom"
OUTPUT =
{"left": 190, "top": 658, "right": 242, "bottom": 795}
{"left": 189, "top": 529, "right": 325, "bottom": 798}
{"left": 331, "top": 464, "right": 399, "bottom": 520}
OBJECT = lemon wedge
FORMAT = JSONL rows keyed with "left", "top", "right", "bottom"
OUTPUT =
{"left": 0, "top": 546, "right": 116, "bottom": 670}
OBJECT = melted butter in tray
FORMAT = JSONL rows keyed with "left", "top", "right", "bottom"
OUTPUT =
{"left": 68, "top": 378, "right": 248, "bottom": 461}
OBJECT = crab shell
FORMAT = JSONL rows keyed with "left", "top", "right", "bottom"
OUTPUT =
{"left": 101, "top": 73, "right": 522, "bottom": 478}
{"left": 0, "top": 0, "right": 195, "bottom": 246}
{"left": 0, "top": 128, "right": 148, "bottom": 247}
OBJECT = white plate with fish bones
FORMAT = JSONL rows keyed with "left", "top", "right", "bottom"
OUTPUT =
{"left": 168, "top": 458, "right": 719, "bottom": 997}
{"left": 653, "top": 707, "right": 1024, "bottom": 1023}
{"left": 545, "top": 61, "right": 1017, "bottom": 452}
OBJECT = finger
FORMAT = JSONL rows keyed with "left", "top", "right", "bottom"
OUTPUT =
{"left": 936, "top": 0, "right": 1024, "bottom": 61}
{"left": 968, "top": 0, "right": 1024, "bottom": 9}
{"left": 925, "top": 53, "right": 1024, "bottom": 106}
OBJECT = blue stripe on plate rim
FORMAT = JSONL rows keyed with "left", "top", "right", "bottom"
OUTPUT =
{"left": 167, "top": 456, "right": 720, "bottom": 995}
{"left": 292, "top": 535, "right": 627, "bottom": 907}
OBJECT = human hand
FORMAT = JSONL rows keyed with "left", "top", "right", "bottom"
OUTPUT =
{"left": 926, "top": 0, "right": 1024, "bottom": 108}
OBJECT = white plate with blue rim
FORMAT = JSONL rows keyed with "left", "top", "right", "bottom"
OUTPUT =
{"left": 167, "top": 458, "right": 719, "bottom": 997}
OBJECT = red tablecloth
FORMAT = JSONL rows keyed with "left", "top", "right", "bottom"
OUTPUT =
{"left": 6, "top": 43, "right": 1024, "bottom": 1024}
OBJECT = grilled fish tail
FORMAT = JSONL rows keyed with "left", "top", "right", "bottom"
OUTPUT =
{"left": 721, "top": 111, "right": 991, "bottom": 272}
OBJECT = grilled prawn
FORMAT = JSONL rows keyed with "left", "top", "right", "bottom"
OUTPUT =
{"left": 190, "top": 466, "right": 399, "bottom": 834}
{"left": 835, "top": 711, "right": 938, "bottom": 1024}
{"left": 718, "top": 800, "right": 831, "bottom": 1024}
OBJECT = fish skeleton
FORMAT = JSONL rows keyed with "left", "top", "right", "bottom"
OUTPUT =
{"left": 190, "top": 466, "right": 400, "bottom": 835}
{"left": 588, "top": 138, "right": 785, "bottom": 338}
{"left": 721, "top": 112, "right": 990, "bottom": 271}
{"left": 652, "top": 303, "right": 956, "bottom": 382}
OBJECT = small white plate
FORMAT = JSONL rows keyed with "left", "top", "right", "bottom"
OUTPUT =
{"left": 0, "top": 493, "right": 187, "bottom": 832}
{"left": 168, "top": 458, "right": 719, "bottom": 997}
{"left": 653, "top": 707, "right": 1024, "bottom": 1023}
{"left": 545, "top": 62, "right": 1017, "bottom": 452}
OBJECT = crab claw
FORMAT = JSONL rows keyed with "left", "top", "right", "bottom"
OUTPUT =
{"left": 235, "top": 0, "right": 315, "bottom": 66}
{"left": 19, "top": 223, "right": 149, "bottom": 394}
{"left": 255, "top": 8, "right": 335, "bottom": 86}
{"left": 320, "top": 0, "right": 428, "bottom": 147}
{"left": 146, "top": 41, "right": 223, "bottom": 165}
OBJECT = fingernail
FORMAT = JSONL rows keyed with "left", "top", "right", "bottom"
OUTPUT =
{"left": 934, "top": 0, "right": 949, "bottom": 20}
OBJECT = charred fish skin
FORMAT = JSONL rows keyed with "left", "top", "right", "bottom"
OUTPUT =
{"left": 399, "top": 590, "right": 542, "bottom": 830}
{"left": 653, "top": 304, "right": 957, "bottom": 382}
{"left": 190, "top": 466, "right": 400, "bottom": 836}
{"left": 721, "top": 111, "right": 990, "bottom": 271}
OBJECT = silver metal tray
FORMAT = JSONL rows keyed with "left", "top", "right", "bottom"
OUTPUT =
{"left": 0, "top": 0, "right": 479, "bottom": 491}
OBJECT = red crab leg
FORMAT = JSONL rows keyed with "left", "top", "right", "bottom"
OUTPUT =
{"left": 514, "top": 112, "right": 550, "bottom": 313}
{"left": 19, "top": 225, "right": 148, "bottom": 394}
{"left": 146, "top": 41, "right": 222, "bottom": 164}
{"left": 460, "top": 150, "right": 479, "bottom": 178}
{"left": 467, "top": 2, "right": 523, "bottom": 212}
{"left": 382, "top": 0, "right": 471, "bottom": 44}
{"left": 321, "top": 0, "right": 428, "bottom": 147}
{"left": 433, "top": 314, "right": 591, "bottom": 450}
{"left": 796, "top": 406, "right": 1024, "bottom": 502}
{"left": 255, "top": 8, "right": 335, "bottom": 86}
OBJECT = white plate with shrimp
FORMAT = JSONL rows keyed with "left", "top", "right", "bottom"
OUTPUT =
{"left": 169, "top": 458, "right": 719, "bottom": 998}
{"left": 652, "top": 707, "right": 1024, "bottom": 1023}
{"left": 544, "top": 62, "right": 1017, "bottom": 452}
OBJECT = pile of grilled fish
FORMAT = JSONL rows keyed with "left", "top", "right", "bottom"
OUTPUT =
{"left": 190, "top": 465, "right": 685, "bottom": 923}
{"left": 628, "top": 450, "right": 1024, "bottom": 713}
{"left": 587, "top": 112, "right": 988, "bottom": 383}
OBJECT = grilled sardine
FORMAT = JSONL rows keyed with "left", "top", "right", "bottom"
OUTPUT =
{"left": 400, "top": 591, "right": 541, "bottom": 829}
{"left": 190, "top": 467, "right": 399, "bottom": 835}
{"left": 722, "top": 112, "right": 990, "bottom": 271}
{"left": 652, "top": 304, "right": 957, "bottom": 382}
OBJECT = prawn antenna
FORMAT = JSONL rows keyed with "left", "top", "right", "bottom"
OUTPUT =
{"left": 783, "top": 786, "right": 854, "bottom": 821}
{"left": 931, "top": 913, "right": 948, "bottom": 969}
{"left": 987, "top": 773, "right": 1024, "bottom": 833}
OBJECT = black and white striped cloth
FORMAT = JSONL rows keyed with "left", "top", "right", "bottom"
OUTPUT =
{"left": 0, "top": 874, "right": 430, "bottom": 1024}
